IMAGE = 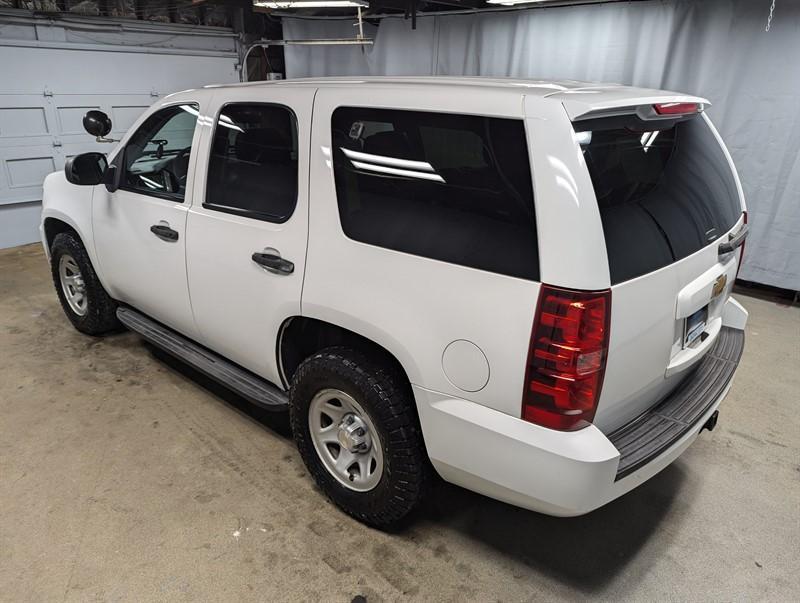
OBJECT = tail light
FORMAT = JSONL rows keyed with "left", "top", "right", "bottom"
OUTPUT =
{"left": 522, "top": 285, "right": 611, "bottom": 431}
{"left": 653, "top": 102, "right": 702, "bottom": 115}
{"left": 736, "top": 211, "right": 748, "bottom": 278}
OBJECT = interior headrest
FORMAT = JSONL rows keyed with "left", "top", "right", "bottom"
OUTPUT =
{"left": 363, "top": 131, "right": 414, "bottom": 159}
{"left": 236, "top": 128, "right": 290, "bottom": 163}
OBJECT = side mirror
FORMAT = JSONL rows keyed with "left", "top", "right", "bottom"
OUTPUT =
{"left": 83, "top": 110, "right": 113, "bottom": 138}
{"left": 64, "top": 152, "right": 108, "bottom": 186}
{"left": 103, "top": 163, "right": 121, "bottom": 193}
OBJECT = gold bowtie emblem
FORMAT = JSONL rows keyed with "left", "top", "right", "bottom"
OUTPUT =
{"left": 712, "top": 274, "right": 728, "bottom": 298}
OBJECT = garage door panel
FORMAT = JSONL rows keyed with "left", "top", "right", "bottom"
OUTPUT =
{"left": 0, "top": 106, "right": 50, "bottom": 138}
{"left": 51, "top": 93, "right": 153, "bottom": 136}
{"left": 0, "top": 145, "right": 60, "bottom": 206}
{"left": 56, "top": 105, "right": 101, "bottom": 135}
{"left": 6, "top": 156, "right": 56, "bottom": 188}
{"left": 111, "top": 104, "right": 151, "bottom": 133}
{"left": 0, "top": 92, "right": 152, "bottom": 209}
{"left": 0, "top": 95, "right": 58, "bottom": 147}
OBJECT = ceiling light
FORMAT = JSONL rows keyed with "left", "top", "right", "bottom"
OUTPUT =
{"left": 254, "top": 1, "right": 368, "bottom": 8}
{"left": 485, "top": 0, "right": 550, "bottom": 5}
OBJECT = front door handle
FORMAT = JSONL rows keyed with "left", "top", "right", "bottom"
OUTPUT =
{"left": 150, "top": 224, "right": 179, "bottom": 242}
{"left": 252, "top": 250, "right": 294, "bottom": 275}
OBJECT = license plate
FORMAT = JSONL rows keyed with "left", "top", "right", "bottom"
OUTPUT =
{"left": 684, "top": 306, "right": 708, "bottom": 348}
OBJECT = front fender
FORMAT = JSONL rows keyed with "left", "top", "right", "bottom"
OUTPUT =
{"left": 40, "top": 171, "right": 99, "bottom": 271}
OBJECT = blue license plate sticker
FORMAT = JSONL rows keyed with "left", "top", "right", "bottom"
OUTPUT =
{"left": 684, "top": 306, "right": 708, "bottom": 348}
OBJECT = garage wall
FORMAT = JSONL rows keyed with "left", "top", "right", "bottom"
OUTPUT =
{"left": 283, "top": 0, "right": 800, "bottom": 291}
{"left": 0, "top": 11, "right": 240, "bottom": 249}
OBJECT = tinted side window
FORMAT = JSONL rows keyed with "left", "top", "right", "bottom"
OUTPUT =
{"left": 205, "top": 104, "right": 298, "bottom": 223}
{"left": 577, "top": 115, "right": 741, "bottom": 284}
{"left": 331, "top": 107, "right": 539, "bottom": 281}
{"left": 123, "top": 104, "right": 198, "bottom": 201}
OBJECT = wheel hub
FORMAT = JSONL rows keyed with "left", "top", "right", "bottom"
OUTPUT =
{"left": 308, "top": 388, "right": 384, "bottom": 492}
{"left": 58, "top": 254, "right": 88, "bottom": 317}
{"left": 337, "top": 413, "right": 372, "bottom": 453}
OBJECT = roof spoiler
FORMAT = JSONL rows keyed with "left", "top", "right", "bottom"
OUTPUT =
{"left": 548, "top": 89, "right": 710, "bottom": 122}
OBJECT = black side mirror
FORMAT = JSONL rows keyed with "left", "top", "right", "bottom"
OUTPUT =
{"left": 83, "top": 110, "right": 113, "bottom": 138}
{"left": 65, "top": 152, "right": 108, "bottom": 186}
{"left": 103, "top": 163, "right": 121, "bottom": 193}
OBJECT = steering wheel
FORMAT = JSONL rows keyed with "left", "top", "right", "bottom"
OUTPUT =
{"left": 170, "top": 146, "right": 192, "bottom": 190}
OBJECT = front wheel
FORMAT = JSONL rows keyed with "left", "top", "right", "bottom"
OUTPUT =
{"left": 50, "top": 231, "right": 120, "bottom": 335}
{"left": 289, "top": 347, "right": 429, "bottom": 528}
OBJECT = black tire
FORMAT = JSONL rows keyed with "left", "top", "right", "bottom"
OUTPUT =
{"left": 50, "top": 231, "right": 120, "bottom": 335}
{"left": 289, "top": 347, "right": 429, "bottom": 528}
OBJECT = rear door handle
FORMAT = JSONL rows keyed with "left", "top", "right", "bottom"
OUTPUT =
{"left": 150, "top": 224, "right": 179, "bottom": 242}
{"left": 252, "top": 250, "right": 294, "bottom": 275}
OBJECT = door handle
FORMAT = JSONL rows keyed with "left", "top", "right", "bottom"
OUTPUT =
{"left": 718, "top": 223, "right": 748, "bottom": 255}
{"left": 150, "top": 224, "right": 179, "bottom": 242}
{"left": 252, "top": 250, "right": 294, "bottom": 275}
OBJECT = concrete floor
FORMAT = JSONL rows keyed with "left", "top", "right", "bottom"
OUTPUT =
{"left": 1, "top": 242, "right": 798, "bottom": 602}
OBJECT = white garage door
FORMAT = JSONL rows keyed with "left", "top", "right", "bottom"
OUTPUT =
{"left": 0, "top": 91, "right": 156, "bottom": 206}
{"left": 0, "top": 15, "right": 239, "bottom": 249}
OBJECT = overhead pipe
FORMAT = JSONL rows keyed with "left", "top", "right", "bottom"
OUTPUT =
{"left": 273, "top": 0, "right": 637, "bottom": 20}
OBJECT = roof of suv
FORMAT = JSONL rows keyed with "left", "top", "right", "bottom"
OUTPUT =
{"left": 200, "top": 76, "right": 695, "bottom": 102}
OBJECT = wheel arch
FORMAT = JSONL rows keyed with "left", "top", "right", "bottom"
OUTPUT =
{"left": 43, "top": 216, "right": 80, "bottom": 251}
{"left": 278, "top": 315, "right": 419, "bottom": 394}
{"left": 42, "top": 210, "right": 114, "bottom": 301}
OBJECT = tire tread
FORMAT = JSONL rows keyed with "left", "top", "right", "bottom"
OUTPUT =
{"left": 50, "top": 232, "right": 120, "bottom": 335}
{"left": 289, "top": 346, "right": 429, "bottom": 528}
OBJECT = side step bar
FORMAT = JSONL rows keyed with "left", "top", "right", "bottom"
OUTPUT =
{"left": 117, "top": 307, "right": 288, "bottom": 411}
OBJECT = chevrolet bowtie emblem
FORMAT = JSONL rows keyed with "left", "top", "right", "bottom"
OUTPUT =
{"left": 712, "top": 274, "right": 728, "bottom": 298}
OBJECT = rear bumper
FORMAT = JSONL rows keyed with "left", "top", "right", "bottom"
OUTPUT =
{"left": 415, "top": 326, "right": 745, "bottom": 517}
{"left": 609, "top": 326, "right": 744, "bottom": 480}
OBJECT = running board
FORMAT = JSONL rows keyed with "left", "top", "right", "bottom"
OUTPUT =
{"left": 117, "top": 307, "right": 288, "bottom": 411}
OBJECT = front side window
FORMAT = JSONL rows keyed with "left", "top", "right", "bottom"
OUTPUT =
{"left": 122, "top": 104, "right": 198, "bottom": 201}
{"left": 205, "top": 103, "right": 298, "bottom": 223}
{"left": 331, "top": 107, "right": 539, "bottom": 281}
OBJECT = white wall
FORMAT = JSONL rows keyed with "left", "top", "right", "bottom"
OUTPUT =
{"left": 283, "top": 0, "right": 800, "bottom": 291}
{"left": 0, "top": 12, "right": 240, "bottom": 249}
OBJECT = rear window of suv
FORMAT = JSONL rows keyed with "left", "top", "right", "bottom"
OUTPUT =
{"left": 576, "top": 114, "right": 742, "bottom": 284}
{"left": 331, "top": 107, "right": 539, "bottom": 281}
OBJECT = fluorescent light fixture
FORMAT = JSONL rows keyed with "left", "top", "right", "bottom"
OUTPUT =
{"left": 350, "top": 160, "right": 445, "bottom": 183}
{"left": 268, "top": 38, "right": 373, "bottom": 45}
{"left": 218, "top": 114, "right": 244, "bottom": 133}
{"left": 342, "top": 148, "right": 435, "bottom": 173}
{"left": 255, "top": 1, "right": 368, "bottom": 8}
{"left": 139, "top": 175, "right": 164, "bottom": 190}
{"left": 640, "top": 130, "right": 660, "bottom": 153}
{"left": 485, "top": 0, "right": 550, "bottom": 5}
{"left": 573, "top": 130, "right": 592, "bottom": 146}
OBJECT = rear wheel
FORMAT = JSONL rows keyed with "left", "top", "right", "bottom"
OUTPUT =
{"left": 50, "top": 232, "right": 120, "bottom": 335}
{"left": 289, "top": 347, "right": 429, "bottom": 528}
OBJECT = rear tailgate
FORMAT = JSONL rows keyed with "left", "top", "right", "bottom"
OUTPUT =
{"left": 556, "top": 89, "right": 746, "bottom": 433}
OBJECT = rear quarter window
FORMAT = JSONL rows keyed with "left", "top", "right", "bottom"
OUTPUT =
{"left": 577, "top": 115, "right": 742, "bottom": 284}
{"left": 331, "top": 107, "right": 539, "bottom": 281}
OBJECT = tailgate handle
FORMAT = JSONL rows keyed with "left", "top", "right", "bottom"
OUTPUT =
{"left": 718, "top": 223, "right": 748, "bottom": 255}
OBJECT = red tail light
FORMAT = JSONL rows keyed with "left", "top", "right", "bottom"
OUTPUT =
{"left": 653, "top": 102, "right": 701, "bottom": 115}
{"left": 522, "top": 286, "right": 611, "bottom": 431}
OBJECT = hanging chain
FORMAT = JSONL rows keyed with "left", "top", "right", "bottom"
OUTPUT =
{"left": 765, "top": 0, "right": 775, "bottom": 32}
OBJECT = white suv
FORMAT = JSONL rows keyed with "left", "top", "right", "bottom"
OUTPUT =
{"left": 40, "top": 77, "right": 748, "bottom": 527}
